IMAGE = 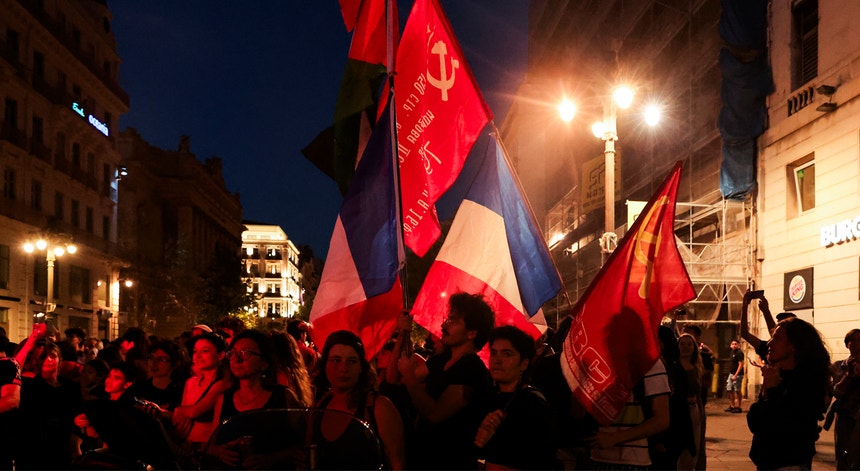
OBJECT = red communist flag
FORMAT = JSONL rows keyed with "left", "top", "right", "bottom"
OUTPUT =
{"left": 394, "top": 0, "right": 491, "bottom": 257}
{"left": 560, "top": 162, "right": 695, "bottom": 425}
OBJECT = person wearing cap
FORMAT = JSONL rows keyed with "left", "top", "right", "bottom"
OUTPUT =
{"left": 191, "top": 325, "right": 212, "bottom": 337}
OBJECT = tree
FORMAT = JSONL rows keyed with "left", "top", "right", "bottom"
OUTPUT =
{"left": 197, "top": 244, "right": 256, "bottom": 326}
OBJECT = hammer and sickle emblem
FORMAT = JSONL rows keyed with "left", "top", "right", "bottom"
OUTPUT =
{"left": 427, "top": 40, "right": 458, "bottom": 101}
{"left": 633, "top": 197, "right": 668, "bottom": 298}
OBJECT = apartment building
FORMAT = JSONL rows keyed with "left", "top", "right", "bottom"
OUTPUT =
{"left": 241, "top": 223, "right": 302, "bottom": 325}
{"left": 0, "top": 0, "right": 129, "bottom": 341}
{"left": 116, "top": 129, "right": 243, "bottom": 338}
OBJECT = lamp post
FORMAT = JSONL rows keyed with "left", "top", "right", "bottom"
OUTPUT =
{"left": 559, "top": 86, "right": 661, "bottom": 255}
{"left": 23, "top": 238, "right": 77, "bottom": 315}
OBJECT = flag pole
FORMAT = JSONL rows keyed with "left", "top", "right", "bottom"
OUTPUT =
{"left": 386, "top": 0, "right": 409, "bottom": 311}
{"left": 490, "top": 122, "right": 569, "bottom": 311}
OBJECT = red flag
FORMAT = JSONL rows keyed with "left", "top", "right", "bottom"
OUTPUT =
{"left": 395, "top": 0, "right": 492, "bottom": 257}
{"left": 560, "top": 162, "right": 695, "bottom": 425}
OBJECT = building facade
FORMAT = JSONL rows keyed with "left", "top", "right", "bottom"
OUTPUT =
{"left": 241, "top": 223, "right": 302, "bottom": 326}
{"left": 0, "top": 0, "right": 129, "bottom": 342}
{"left": 116, "top": 129, "right": 243, "bottom": 338}
{"left": 759, "top": 0, "right": 860, "bottom": 359}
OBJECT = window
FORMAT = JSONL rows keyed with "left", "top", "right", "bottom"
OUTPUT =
{"left": 267, "top": 247, "right": 280, "bottom": 257}
{"left": 6, "top": 30, "right": 19, "bottom": 61}
{"left": 3, "top": 169, "right": 15, "bottom": 200}
{"left": 33, "top": 51, "right": 45, "bottom": 81}
{"left": 57, "top": 70, "right": 66, "bottom": 89}
{"left": 31, "top": 180, "right": 42, "bottom": 210}
{"left": 87, "top": 153, "right": 95, "bottom": 176}
{"left": 70, "top": 266, "right": 91, "bottom": 303}
{"left": 54, "top": 192, "right": 64, "bottom": 220}
{"left": 32, "top": 116, "right": 43, "bottom": 144}
{"left": 267, "top": 302, "right": 282, "bottom": 316}
{"left": 72, "top": 143, "right": 81, "bottom": 168}
{"left": 102, "top": 215, "right": 110, "bottom": 240}
{"left": 72, "top": 84, "right": 81, "bottom": 100}
{"left": 71, "top": 199, "right": 80, "bottom": 228}
{"left": 267, "top": 283, "right": 280, "bottom": 294}
{"left": 793, "top": 0, "right": 818, "bottom": 88}
{"left": 0, "top": 245, "right": 9, "bottom": 289}
{"left": 85, "top": 207, "right": 94, "bottom": 233}
{"left": 788, "top": 155, "right": 815, "bottom": 217}
{"left": 103, "top": 163, "right": 111, "bottom": 185}
{"left": 4, "top": 98, "right": 17, "bottom": 127}
{"left": 267, "top": 263, "right": 280, "bottom": 275}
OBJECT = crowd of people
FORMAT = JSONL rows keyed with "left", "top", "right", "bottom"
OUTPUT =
{"left": 0, "top": 289, "right": 856, "bottom": 470}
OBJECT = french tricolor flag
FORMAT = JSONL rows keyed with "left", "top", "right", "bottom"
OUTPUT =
{"left": 310, "top": 101, "right": 403, "bottom": 358}
{"left": 412, "top": 135, "right": 562, "bottom": 340}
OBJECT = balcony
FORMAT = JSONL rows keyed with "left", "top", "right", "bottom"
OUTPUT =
{"left": 266, "top": 253, "right": 282, "bottom": 260}
{"left": 264, "top": 272, "right": 282, "bottom": 279}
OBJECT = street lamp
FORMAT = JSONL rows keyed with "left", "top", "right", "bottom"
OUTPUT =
{"left": 560, "top": 86, "right": 661, "bottom": 254}
{"left": 23, "top": 238, "right": 77, "bottom": 315}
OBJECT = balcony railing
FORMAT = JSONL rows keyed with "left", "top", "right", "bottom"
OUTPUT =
{"left": 265, "top": 272, "right": 282, "bottom": 279}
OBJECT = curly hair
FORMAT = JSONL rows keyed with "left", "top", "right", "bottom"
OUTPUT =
{"left": 449, "top": 293, "right": 495, "bottom": 349}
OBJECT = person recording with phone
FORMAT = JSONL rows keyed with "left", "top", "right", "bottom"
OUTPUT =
{"left": 740, "top": 290, "right": 796, "bottom": 365}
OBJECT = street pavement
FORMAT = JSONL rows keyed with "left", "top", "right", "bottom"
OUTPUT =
{"left": 704, "top": 396, "right": 836, "bottom": 470}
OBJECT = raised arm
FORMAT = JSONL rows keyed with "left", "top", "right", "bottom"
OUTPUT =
{"left": 741, "top": 291, "right": 764, "bottom": 350}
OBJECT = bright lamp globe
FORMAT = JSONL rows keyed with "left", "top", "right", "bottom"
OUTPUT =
{"left": 613, "top": 87, "right": 634, "bottom": 109}
{"left": 644, "top": 105, "right": 661, "bottom": 126}
{"left": 558, "top": 99, "right": 576, "bottom": 122}
{"left": 592, "top": 122, "right": 605, "bottom": 139}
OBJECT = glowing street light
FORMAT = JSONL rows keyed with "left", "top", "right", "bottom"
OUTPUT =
{"left": 560, "top": 86, "right": 661, "bottom": 254}
{"left": 24, "top": 238, "right": 77, "bottom": 314}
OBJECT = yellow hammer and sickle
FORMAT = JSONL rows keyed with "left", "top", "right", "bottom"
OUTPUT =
{"left": 633, "top": 196, "right": 669, "bottom": 298}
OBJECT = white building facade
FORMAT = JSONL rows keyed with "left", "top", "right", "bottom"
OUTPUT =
{"left": 759, "top": 0, "right": 860, "bottom": 359}
{"left": 241, "top": 223, "right": 302, "bottom": 323}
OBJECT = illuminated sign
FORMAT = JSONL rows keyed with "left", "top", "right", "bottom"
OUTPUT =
{"left": 71, "top": 102, "right": 109, "bottom": 137}
{"left": 820, "top": 215, "right": 860, "bottom": 247}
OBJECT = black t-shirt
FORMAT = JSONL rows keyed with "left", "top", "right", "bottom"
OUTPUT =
{"left": 127, "top": 378, "right": 183, "bottom": 410}
{"left": 731, "top": 349, "right": 745, "bottom": 374}
{"left": 479, "top": 386, "right": 557, "bottom": 470}
{"left": 413, "top": 351, "right": 490, "bottom": 470}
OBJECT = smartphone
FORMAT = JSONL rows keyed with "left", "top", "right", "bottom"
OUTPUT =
{"left": 749, "top": 290, "right": 764, "bottom": 298}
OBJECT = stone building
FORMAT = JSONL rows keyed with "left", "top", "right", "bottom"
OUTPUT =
{"left": 116, "top": 129, "right": 243, "bottom": 338}
{"left": 758, "top": 0, "right": 860, "bottom": 359}
{"left": 241, "top": 223, "right": 303, "bottom": 328}
{"left": 0, "top": 0, "right": 128, "bottom": 341}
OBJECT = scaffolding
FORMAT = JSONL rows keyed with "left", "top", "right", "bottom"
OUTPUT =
{"left": 674, "top": 197, "right": 755, "bottom": 325}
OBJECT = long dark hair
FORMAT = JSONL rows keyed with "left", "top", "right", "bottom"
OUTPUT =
{"left": 313, "top": 330, "right": 376, "bottom": 408}
{"left": 270, "top": 330, "right": 313, "bottom": 407}
{"left": 780, "top": 318, "right": 832, "bottom": 413}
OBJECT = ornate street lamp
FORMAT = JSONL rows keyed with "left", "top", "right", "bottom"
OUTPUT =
{"left": 23, "top": 238, "right": 77, "bottom": 315}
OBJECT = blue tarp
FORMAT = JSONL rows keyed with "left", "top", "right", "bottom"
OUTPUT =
{"left": 718, "top": 0, "right": 773, "bottom": 200}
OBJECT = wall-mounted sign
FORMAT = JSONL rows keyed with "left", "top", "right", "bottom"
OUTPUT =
{"left": 820, "top": 215, "right": 860, "bottom": 247}
{"left": 783, "top": 267, "right": 813, "bottom": 311}
{"left": 71, "top": 102, "right": 109, "bottom": 137}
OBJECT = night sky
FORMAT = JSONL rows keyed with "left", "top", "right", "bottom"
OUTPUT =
{"left": 109, "top": 1, "right": 529, "bottom": 259}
